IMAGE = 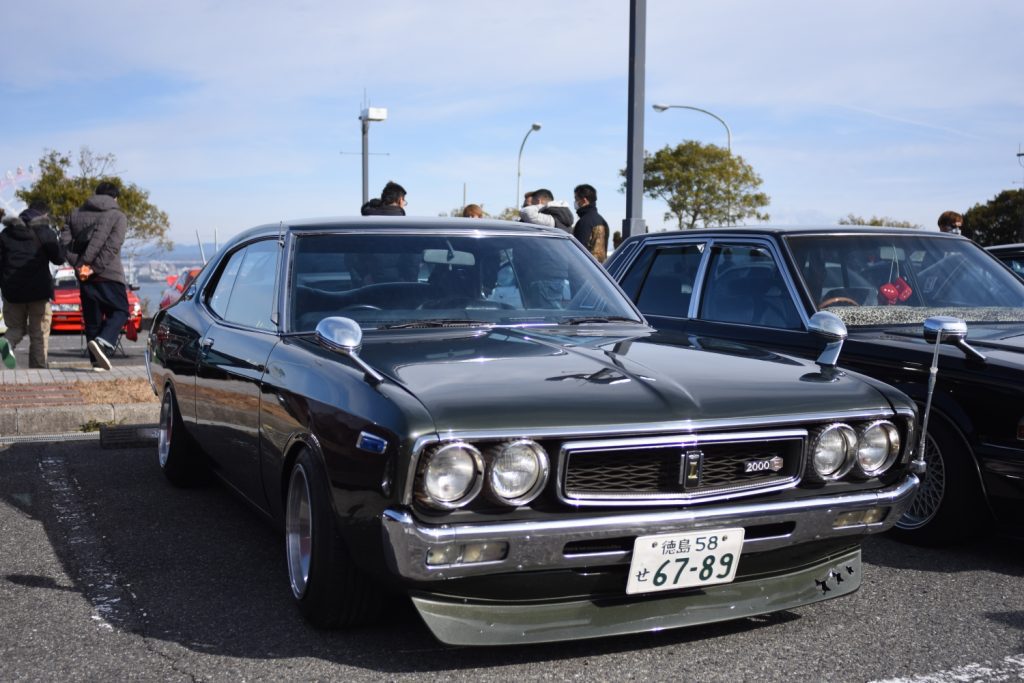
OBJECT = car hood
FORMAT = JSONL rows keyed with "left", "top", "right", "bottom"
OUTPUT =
{"left": 359, "top": 326, "right": 897, "bottom": 433}
{"left": 854, "top": 322, "right": 1024, "bottom": 365}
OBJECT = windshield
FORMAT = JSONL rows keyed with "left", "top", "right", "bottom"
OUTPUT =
{"left": 787, "top": 233, "right": 1024, "bottom": 326}
{"left": 288, "top": 232, "right": 642, "bottom": 331}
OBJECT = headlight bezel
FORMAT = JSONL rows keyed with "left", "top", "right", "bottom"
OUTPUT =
{"left": 809, "top": 423, "right": 857, "bottom": 481}
{"left": 486, "top": 439, "right": 550, "bottom": 507}
{"left": 852, "top": 420, "right": 901, "bottom": 478}
{"left": 417, "top": 441, "right": 484, "bottom": 510}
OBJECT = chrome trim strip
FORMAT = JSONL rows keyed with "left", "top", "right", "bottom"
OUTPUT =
{"left": 143, "top": 347, "right": 156, "bottom": 395}
{"left": 411, "top": 548, "right": 862, "bottom": 646}
{"left": 381, "top": 473, "right": 918, "bottom": 582}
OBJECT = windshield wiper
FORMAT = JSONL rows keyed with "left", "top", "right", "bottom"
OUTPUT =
{"left": 378, "top": 319, "right": 491, "bottom": 329}
{"left": 560, "top": 316, "right": 642, "bottom": 325}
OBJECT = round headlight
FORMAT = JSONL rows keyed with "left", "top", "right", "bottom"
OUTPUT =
{"left": 421, "top": 442, "right": 482, "bottom": 508}
{"left": 811, "top": 424, "right": 856, "bottom": 480}
{"left": 488, "top": 440, "right": 549, "bottom": 505}
{"left": 855, "top": 421, "right": 900, "bottom": 476}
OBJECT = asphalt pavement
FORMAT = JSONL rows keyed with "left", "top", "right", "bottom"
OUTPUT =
{"left": 0, "top": 439, "right": 1022, "bottom": 681}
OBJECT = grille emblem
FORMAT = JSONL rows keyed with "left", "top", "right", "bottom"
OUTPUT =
{"left": 680, "top": 449, "right": 703, "bottom": 488}
{"left": 744, "top": 455, "right": 784, "bottom": 474}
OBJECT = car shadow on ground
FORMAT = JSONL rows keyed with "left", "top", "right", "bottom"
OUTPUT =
{"left": 0, "top": 441, "right": 920, "bottom": 674}
{"left": 862, "top": 533, "right": 1024, "bottom": 578}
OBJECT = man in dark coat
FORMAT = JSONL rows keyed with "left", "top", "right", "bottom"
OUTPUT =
{"left": 62, "top": 181, "right": 129, "bottom": 371}
{"left": 573, "top": 183, "right": 609, "bottom": 262}
{"left": 360, "top": 181, "right": 407, "bottom": 216}
{"left": 0, "top": 201, "right": 65, "bottom": 368}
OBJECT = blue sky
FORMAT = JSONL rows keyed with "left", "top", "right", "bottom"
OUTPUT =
{"left": 2, "top": 1, "right": 1022, "bottom": 247}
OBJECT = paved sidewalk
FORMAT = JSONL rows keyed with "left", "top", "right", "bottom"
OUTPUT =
{"left": 0, "top": 365, "right": 159, "bottom": 438}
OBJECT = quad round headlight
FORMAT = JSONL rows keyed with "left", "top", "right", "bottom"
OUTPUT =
{"left": 488, "top": 440, "right": 549, "bottom": 506}
{"left": 855, "top": 421, "right": 900, "bottom": 477}
{"left": 421, "top": 442, "right": 483, "bottom": 509}
{"left": 811, "top": 424, "right": 857, "bottom": 480}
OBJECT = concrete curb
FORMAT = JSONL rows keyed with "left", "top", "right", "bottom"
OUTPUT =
{"left": 2, "top": 402, "right": 160, "bottom": 436}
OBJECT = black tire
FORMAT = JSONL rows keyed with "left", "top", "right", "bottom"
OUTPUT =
{"left": 285, "top": 447, "right": 381, "bottom": 628}
{"left": 892, "top": 416, "right": 986, "bottom": 545}
{"left": 157, "top": 384, "right": 204, "bottom": 486}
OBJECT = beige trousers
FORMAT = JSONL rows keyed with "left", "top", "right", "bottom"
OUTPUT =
{"left": 2, "top": 298, "right": 52, "bottom": 368}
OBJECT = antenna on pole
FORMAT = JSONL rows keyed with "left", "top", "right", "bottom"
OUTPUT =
{"left": 196, "top": 229, "right": 207, "bottom": 264}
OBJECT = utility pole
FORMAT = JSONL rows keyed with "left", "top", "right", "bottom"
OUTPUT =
{"left": 1018, "top": 146, "right": 1024, "bottom": 241}
{"left": 622, "top": 0, "right": 647, "bottom": 238}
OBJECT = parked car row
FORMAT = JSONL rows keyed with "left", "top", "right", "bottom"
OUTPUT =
{"left": 147, "top": 217, "right": 936, "bottom": 646}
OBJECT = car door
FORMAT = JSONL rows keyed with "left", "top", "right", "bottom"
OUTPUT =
{"left": 622, "top": 237, "right": 820, "bottom": 359}
{"left": 193, "top": 239, "right": 281, "bottom": 510}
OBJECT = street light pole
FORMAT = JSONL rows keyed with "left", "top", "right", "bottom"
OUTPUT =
{"left": 359, "top": 107, "right": 388, "bottom": 205}
{"left": 652, "top": 104, "right": 731, "bottom": 153}
{"left": 1017, "top": 147, "right": 1024, "bottom": 241}
{"left": 516, "top": 123, "right": 542, "bottom": 210}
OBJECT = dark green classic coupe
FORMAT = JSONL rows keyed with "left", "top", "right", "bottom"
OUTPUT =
{"left": 147, "top": 218, "right": 919, "bottom": 645}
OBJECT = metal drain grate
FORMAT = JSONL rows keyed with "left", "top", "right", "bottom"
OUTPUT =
{"left": 0, "top": 431, "right": 101, "bottom": 446}
{"left": 99, "top": 425, "right": 159, "bottom": 449}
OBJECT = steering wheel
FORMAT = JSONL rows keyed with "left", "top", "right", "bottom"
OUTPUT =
{"left": 343, "top": 304, "right": 382, "bottom": 311}
{"left": 818, "top": 296, "right": 860, "bottom": 309}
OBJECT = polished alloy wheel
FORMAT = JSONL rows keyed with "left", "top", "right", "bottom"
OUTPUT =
{"left": 897, "top": 433, "right": 945, "bottom": 530}
{"left": 286, "top": 464, "right": 314, "bottom": 599}
{"left": 158, "top": 388, "right": 173, "bottom": 468}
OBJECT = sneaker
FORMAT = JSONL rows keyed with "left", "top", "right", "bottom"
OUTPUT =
{"left": 87, "top": 339, "right": 112, "bottom": 371}
{"left": 92, "top": 365, "right": 108, "bottom": 372}
{"left": 0, "top": 338, "right": 15, "bottom": 370}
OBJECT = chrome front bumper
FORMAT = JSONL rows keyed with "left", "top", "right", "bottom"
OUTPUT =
{"left": 382, "top": 473, "right": 918, "bottom": 582}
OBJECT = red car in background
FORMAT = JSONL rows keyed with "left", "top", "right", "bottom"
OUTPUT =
{"left": 51, "top": 267, "right": 143, "bottom": 334}
{"left": 158, "top": 266, "right": 203, "bottom": 310}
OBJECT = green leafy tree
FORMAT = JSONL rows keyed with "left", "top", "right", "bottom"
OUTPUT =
{"left": 622, "top": 141, "right": 769, "bottom": 229}
{"left": 838, "top": 214, "right": 920, "bottom": 228}
{"left": 16, "top": 148, "right": 173, "bottom": 255}
{"left": 962, "top": 189, "right": 1024, "bottom": 246}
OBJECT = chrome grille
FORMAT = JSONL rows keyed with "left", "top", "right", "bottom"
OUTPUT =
{"left": 559, "top": 430, "right": 805, "bottom": 505}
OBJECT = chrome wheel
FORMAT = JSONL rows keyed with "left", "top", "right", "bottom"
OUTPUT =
{"left": 158, "top": 387, "right": 173, "bottom": 468}
{"left": 897, "top": 433, "right": 946, "bottom": 530}
{"left": 286, "top": 464, "right": 314, "bottom": 599}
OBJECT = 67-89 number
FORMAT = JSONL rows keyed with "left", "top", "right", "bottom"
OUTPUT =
{"left": 653, "top": 553, "right": 735, "bottom": 586}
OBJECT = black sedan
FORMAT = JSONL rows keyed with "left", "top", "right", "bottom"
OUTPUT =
{"left": 607, "top": 226, "right": 1024, "bottom": 545}
{"left": 988, "top": 242, "right": 1024, "bottom": 278}
{"left": 147, "top": 218, "right": 919, "bottom": 645}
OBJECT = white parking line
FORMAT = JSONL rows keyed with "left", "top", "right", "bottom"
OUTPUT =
{"left": 873, "top": 654, "right": 1024, "bottom": 683}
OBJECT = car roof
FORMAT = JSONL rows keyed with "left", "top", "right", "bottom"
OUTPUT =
{"left": 987, "top": 243, "right": 1024, "bottom": 253}
{"left": 226, "top": 216, "right": 567, "bottom": 246}
{"left": 622, "top": 225, "right": 965, "bottom": 239}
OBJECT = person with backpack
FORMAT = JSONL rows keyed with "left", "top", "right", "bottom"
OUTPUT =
{"left": 62, "top": 181, "right": 129, "bottom": 371}
{"left": 0, "top": 200, "right": 66, "bottom": 368}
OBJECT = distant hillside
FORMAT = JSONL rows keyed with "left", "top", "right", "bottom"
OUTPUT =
{"left": 131, "top": 242, "right": 221, "bottom": 263}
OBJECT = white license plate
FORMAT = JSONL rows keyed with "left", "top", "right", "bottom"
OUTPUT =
{"left": 626, "top": 528, "right": 745, "bottom": 595}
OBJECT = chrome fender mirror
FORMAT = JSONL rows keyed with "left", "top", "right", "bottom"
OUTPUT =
{"left": 914, "top": 316, "right": 980, "bottom": 475}
{"left": 315, "top": 316, "right": 384, "bottom": 385}
{"left": 808, "top": 311, "right": 847, "bottom": 369}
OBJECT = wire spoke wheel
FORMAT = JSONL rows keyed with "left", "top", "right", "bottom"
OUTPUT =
{"left": 897, "top": 433, "right": 946, "bottom": 530}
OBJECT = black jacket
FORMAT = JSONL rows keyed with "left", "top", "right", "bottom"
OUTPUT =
{"left": 540, "top": 204, "right": 574, "bottom": 231}
{"left": 0, "top": 212, "right": 66, "bottom": 303}
{"left": 361, "top": 199, "right": 406, "bottom": 216}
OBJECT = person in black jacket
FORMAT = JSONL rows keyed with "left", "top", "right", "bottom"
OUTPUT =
{"left": 573, "top": 184, "right": 609, "bottom": 262}
{"left": 361, "top": 181, "right": 407, "bottom": 216}
{"left": 0, "top": 201, "right": 66, "bottom": 368}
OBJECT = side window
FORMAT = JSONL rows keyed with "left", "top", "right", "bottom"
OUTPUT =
{"left": 634, "top": 245, "right": 703, "bottom": 317}
{"left": 208, "top": 248, "right": 245, "bottom": 318}
{"left": 223, "top": 240, "right": 280, "bottom": 329}
{"left": 207, "top": 240, "right": 279, "bottom": 328}
{"left": 699, "top": 244, "right": 801, "bottom": 329}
